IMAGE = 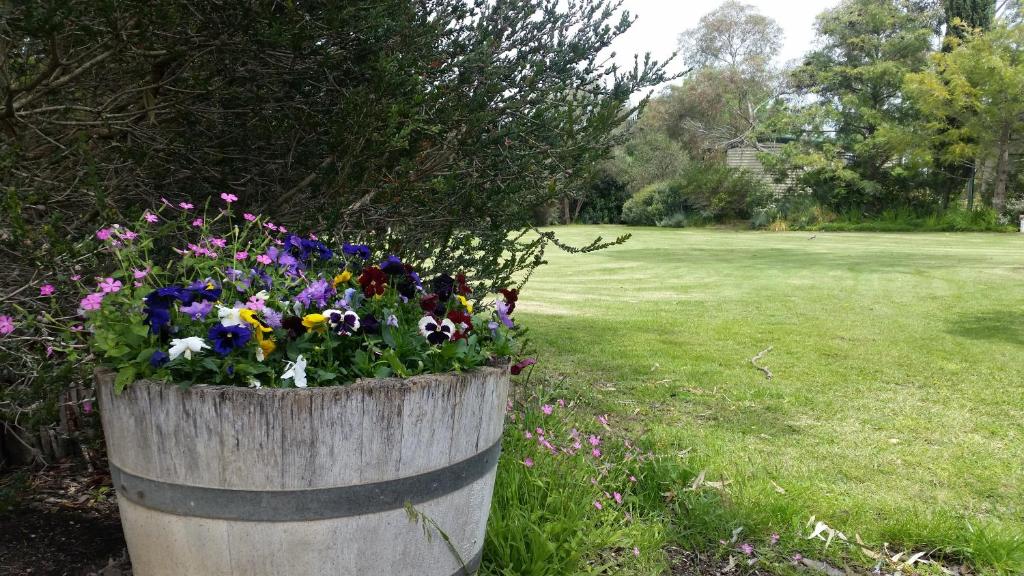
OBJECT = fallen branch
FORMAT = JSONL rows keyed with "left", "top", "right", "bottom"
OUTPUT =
{"left": 751, "top": 346, "right": 773, "bottom": 380}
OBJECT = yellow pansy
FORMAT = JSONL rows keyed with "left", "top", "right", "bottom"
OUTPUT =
{"left": 302, "top": 313, "right": 327, "bottom": 330}
{"left": 457, "top": 295, "right": 473, "bottom": 314}
{"left": 332, "top": 270, "right": 353, "bottom": 289}
{"left": 239, "top": 309, "right": 272, "bottom": 333}
{"left": 259, "top": 338, "right": 276, "bottom": 357}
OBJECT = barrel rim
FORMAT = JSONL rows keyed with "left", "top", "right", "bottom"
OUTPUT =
{"left": 95, "top": 361, "right": 509, "bottom": 395}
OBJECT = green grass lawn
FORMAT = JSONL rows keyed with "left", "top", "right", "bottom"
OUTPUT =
{"left": 518, "top": 226, "right": 1024, "bottom": 573}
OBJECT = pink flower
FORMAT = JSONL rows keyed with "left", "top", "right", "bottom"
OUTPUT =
{"left": 770, "top": 533, "right": 780, "bottom": 545}
{"left": 82, "top": 400, "right": 93, "bottom": 414}
{"left": 592, "top": 448, "right": 602, "bottom": 458}
{"left": 264, "top": 222, "right": 278, "bottom": 231}
{"left": 209, "top": 238, "right": 227, "bottom": 248}
{"left": 95, "top": 228, "right": 113, "bottom": 241}
{"left": 535, "top": 428, "right": 544, "bottom": 435}
{"left": 179, "top": 202, "right": 194, "bottom": 210}
{"left": 593, "top": 501, "right": 603, "bottom": 510}
{"left": 613, "top": 492, "right": 623, "bottom": 505}
{"left": 144, "top": 212, "right": 158, "bottom": 223}
{"left": 39, "top": 284, "right": 55, "bottom": 296}
{"left": 234, "top": 251, "right": 249, "bottom": 261}
{"left": 245, "top": 296, "right": 265, "bottom": 311}
{"left": 589, "top": 435, "right": 601, "bottom": 447}
{"left": 541, "top": 404, "right": 553, "bottom": 415}
{"left": 71, "top": 324, "right": 84, "bottom": 332}
{"left": 792, "top": 554, "right": 803, "bottom": 564}
{"left": 70, "top": 274, "right": 82, "bottom": 281}
{"left": 557, "top": 399, "right": 565, "bottom": 407}
{"left": 80, "top": 293, "right": 104, "bottom": 311}
{"left": 46, "top": 346, "right": 54, "bottom": 358}
{"left": 633, "top": 547, "right": 640, "bottom": 557}
{"left": 523, "top": 458, "right": 534, "bottom": 468}
{"left": 98, "top": 277, "right": 122, "bottom": 293}
{"left": 572, "top": 440, "right": 582, "bottom": 450}
{"left": 739, "top": 543, "right": 754, "bottom": 556}
{"left": 278, "top": 226, "right": 288, "bottom": 233}
{"left": 598, "top": 414, "right": 609, "bottom": 427}
{"left": 524, "top": 431, "right": 533, "bottom": 440}
{"left": 220, "top": 192, "right": 238, "bottom": 203}
{"left": 192, "top": 218, "right": 204, "bottom": 227}
{"left": 243, "top": 213, "right": 257, "bottom": 222}
{"left": 0, "top": 315, "right": 15, "bottom": 336}
{"left": 256, "top": 254, "right": 273, "bottom": 265}
{"left": 629, "top": 475, "right": 637, "bottom": 483}
{"left": 132, "top": 267, "right": 150, "bottom": 279}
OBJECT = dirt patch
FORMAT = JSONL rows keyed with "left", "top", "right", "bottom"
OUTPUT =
{"left": 0, "top": 504, "right": 126, "bottom": 576}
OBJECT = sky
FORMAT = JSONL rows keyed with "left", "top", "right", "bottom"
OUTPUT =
{"left": 609, "top": 0, "right": 843, "bottom": 97}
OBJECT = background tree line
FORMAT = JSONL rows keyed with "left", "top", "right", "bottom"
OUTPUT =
{"left": 564, "top": 0, "right": 1024, "bottom": 232}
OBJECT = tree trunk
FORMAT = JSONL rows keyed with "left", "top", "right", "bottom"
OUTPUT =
{"left": 993, "top": 122, "right": 1012, "bottom": 213}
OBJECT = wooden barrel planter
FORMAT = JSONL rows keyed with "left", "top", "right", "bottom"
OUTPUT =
{"left": 96, "top": 365, "right": 510, "bottom": 576}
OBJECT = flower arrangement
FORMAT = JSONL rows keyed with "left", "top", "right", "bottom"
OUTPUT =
{"left": 60, "top": 196, "right": 527, "bottom": 391}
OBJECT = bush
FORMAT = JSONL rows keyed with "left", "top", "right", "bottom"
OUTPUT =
{"left": 621, "top": 162, "right": 769, "bottom": 227}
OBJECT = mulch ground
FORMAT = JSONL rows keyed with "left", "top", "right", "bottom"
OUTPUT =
{"left": 0, "top": 464, "right": 130, "bottom": 576}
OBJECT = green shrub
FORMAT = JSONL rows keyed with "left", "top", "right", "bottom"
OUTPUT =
{"left": 622, "top": 162, "right": 769, "bottom": 227}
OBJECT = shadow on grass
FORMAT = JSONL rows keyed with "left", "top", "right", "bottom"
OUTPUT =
{"left": 946, "top": 310, "right": 1024, "bottom": 346}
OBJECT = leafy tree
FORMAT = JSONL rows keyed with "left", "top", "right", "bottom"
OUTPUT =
{"left": 0, "top": 0, "right": 674, "bottom": 296}
{"left": 775, "top": 0, "right": 942, "bottom": 212}
{"left": 906, "top": 18, "right": 1024, "bottom": 212}
{"left": 679, "top": 0, "right": 783, "bottom": 78}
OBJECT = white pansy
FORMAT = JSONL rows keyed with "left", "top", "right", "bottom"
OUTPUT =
{"left": 217, "top": 305, "right": 244, "bottom": 327}
{"left": 281, "top": 355, "right": 308, "bottom": 388}
{"left": 168, "top": 337, "right": 209, "bottom": 361}
{"left": 321, "top": 309, "right": 344, "bottom": 327}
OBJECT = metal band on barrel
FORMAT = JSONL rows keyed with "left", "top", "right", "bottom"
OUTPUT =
{"left": 110, "top": 440, "right": 502, "bottom": 522}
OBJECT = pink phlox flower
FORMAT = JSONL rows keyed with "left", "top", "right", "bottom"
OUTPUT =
{"left": 633, "top": 547, "right": 640, "bottom": 557}
{"left": 557, "top": 399, "right": 565, "bottom": 407}
{"left": 39, "top": 284, "right": 55, "bottom": 296}
{"left": 593, "top": 501, "right": 603, "bottom": 510}
{"left": 144, "top": 212, "right": 158, "bottom": 223}
{"left": 132, "top": 268, "right": 150, "bottom": 279}
{"left": 120, "top": 229, "right": 138, "bottom": 240}
{"left": 235, "top": 251, "right": 249, "bottom": 261}
{"left": 70, "top": 274, "right": 82, "bottom": 281}
{"left": 209, "top": 237, "right": 228, "bottom": 248}
{"left": 535, "top": 427, "right": 544, "bottom": 435}
{"left": 0, "top": 316, "right": 15, "bottom": 335}
{"left": 598, "top": 414, "right": 610, "bottom": 427}
{"left": 541, "top": 404, "right": 553, "bottom": 415}
{"left": 572, "top": 440, "right": 582, "bottom": 451}
{"left": 739, "top": 543, "right": 754, "bottom": 556}
{"left": 524, "top": 431, "right": 533, "bottom": 440}
{"left": 523, "top": 458, "right": 534, "bottom": 468}
{"left": 278, "top": 226, "right": 288, "bottom": 233}
{"left": 589, "top": 435, "right": 601, "bottom": 447}
{"left": 220, "top": 192, "right": 238, "bottom": 203}
{"left": 629, "top": 475, "right": 637, "bottom": 483}
{"left": 613, "top": 492, "right": 623, "bottom": 505}
{"left": 256, "top": 254, "right": 273, "bottom": 265}
{"left": 98, "top": 277, "right": 122, "bottom": 293}
{"left": 770, "top": 533, "right": 780, "bottom": 545}
{"left": 80, "top": 293, "right": 104, "bottom": 311}
{"left": 96, "top": 228, "right": 113, "bottom": 240}
{"left": 264, "top": 222, "right": 278, "bottom": 231}
{"left": 179, "top": 202, "right": 194, "bottom": 210}
{"left": 592, "top": 448, "right": 602, "bottom": 458}
{"left": 192, "top": 218, "right": 204, "bottom": 227}
{"left": 243, "top": 213, "right": 257, "bottom": 222}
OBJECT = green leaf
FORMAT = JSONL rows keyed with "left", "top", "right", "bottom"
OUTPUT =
{"left": 115, "top": 365, "right": 137, "bottom": 394}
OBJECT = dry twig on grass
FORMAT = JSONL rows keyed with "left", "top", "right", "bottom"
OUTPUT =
{"left": 751, "top": 346, "right": 773, "bottom": 380}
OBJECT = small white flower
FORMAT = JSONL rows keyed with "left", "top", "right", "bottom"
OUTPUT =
{"left": 217, "top": 305, "right": 244, "bottom": 327}
{"left": 251, "top": 290, "right": 270, "bottom": 302}
{"left": 418, "top": 316, "right": 456, "bottom": 344}
{"left": 248, "top": 377, "right": 262, "bottom": 389}
{"left": 281, "top": 355, "right": 308, "bottom": 388}
{"left": 255, "top": 345, "right": 265, "bottom": 362}
{"left": 168, "top": 337, "right": 209, "bottom": 361}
